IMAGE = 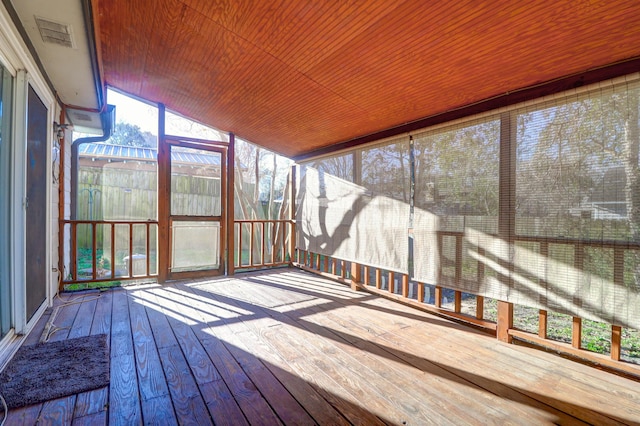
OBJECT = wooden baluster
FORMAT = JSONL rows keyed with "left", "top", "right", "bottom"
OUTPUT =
{"left": 363, "top": 266, "right": 370, "bottom": 286}
{"left": 402, "top": 274, "right": 409, "bottom": 298}
{"left": 612, "top": 246, "right": 624, "bottom": 360}
{"left": 128, "top": 223, "right": 134, "bottom": 277}
{"left": 92, "top": 222, "right": 97, "bottom": 280}
{"left": 434, "top": 286, "right": 442, "bottom": 308}
{"left": 110, "top": 224, "right": 116, "bottom": 279}
{"left": 388, "top": 271, "right": 395, "bottom": 293}
{"left": 477, "top": 247, "right": 485, "bottom": 318}
{"left": 417, "top": 282, "right": 425, "bottom": 303}
{"left": 71, "top": 222, "right": 77, "bottom": 281}
{"left": 331, "top": 257, "right": 337, "bottom": 275}
{"left": 145, "top": 222, "right": 150, "bottom": 277}
{"left": 375, "top": 268, "right": 382, "bottom": 289}
{"left": 454, "top": 291, "right": 462, "bottom": 313}
{"left": 340, "top": 260, "right": 346, "bottom": 279}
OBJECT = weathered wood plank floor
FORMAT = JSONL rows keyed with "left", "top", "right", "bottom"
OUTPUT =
{"left": 4, "top": 269, "right": 640, "bottom": 425}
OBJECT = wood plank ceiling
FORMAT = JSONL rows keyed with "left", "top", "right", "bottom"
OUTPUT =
{"left": 94, "top": 0, "right": 640, "bottom": 159}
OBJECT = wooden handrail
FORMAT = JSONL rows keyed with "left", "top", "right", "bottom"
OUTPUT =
{"left": 61, "top": 219, "right": 159, "bottom": 287}
{"left": 234, "top": 219, "right": 294, "bottom": 270}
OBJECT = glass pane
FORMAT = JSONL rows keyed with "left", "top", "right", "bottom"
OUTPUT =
{"left": 171, "top": 147, "right": 221, "bottom": 216}
{"left": 171, "top": 221, "right": 220, "bottom": 271}
{"left": 0, "top": 64, "right": 13, "bottom": 338}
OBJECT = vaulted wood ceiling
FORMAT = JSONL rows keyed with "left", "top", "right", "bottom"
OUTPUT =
{"left": 94, "top": 0, "right": 640, "bottom": 159}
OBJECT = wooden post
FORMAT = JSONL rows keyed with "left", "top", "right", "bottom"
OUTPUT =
{"left": 476, "top": 295, "right": 484, "bottom": 319}
{"left": 538, "top": 310, "right": 548, "bottom": 339}
{"left": 611, "top": 325, "right": 622, "bottom": 361}
{"left": 388, "top": 271, "right": 395, "bottom": 293}
{"left": 375, "top": 268, "right": 382, "bottom": 289}
{"left": 417, "top": 282, "right": 424, "bottom": 303}
{"left": 331, "top": 257, "right": 337, "bottom": 275}
{"left": 434, "top": 286, "right": 442, "bottom": 308}
{"left": 497, "top": 301, "right": 514, "bottom": 343}
{"left": 157, "top": 104, "right": 169, "bottom": 283}
{"left": 340, "top": 260, "right": 346, "bottom": 278}
{"left": 227, "top": 133, "right": 235, "bottom": 275}
{"left": 572, "top": 317, "right": 582, "bottom": 349}
{"left": 289, "top": 165, "right": 296, "bottom": 265}
{"left": 497, "top": 111, "right": 516, "bottom": 343}
{"left": 350, "top": 262, "right": 361, "bottom": 291}
{"left": 363, "top": 266, "right": 370, "bottom": 285}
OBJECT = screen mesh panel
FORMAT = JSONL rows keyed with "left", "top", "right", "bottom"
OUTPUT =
{"left": 513, "top": 79, "right": 640, "bottom": 327}
{"left": 297, "top": 138, "right": 410, "bottom": 274}
{"left": 412, "top": 119, "right": 500, "bottom": 296}
{"left": 297, "top": 74, "right": 640, "bottom": 329}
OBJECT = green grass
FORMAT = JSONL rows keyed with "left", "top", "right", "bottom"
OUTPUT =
{"left": 64, "top": 280, "right": 122, "bottom": 292}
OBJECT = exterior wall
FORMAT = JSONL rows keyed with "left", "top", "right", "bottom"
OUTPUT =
{"left": 0, "top": 2, "right": 61, "bottom": 367}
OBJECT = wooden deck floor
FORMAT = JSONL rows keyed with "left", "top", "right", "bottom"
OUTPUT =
{"left": 4, "top": 268, "right": 640, "bottom": 425}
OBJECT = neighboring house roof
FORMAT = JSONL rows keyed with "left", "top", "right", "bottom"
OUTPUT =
{"left": 79, "top": 142, "right": 221, "bottom": 166}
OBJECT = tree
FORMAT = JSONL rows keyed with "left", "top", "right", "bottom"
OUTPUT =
{"left": 109, "top": 122, "right": 155, "bottom": 147}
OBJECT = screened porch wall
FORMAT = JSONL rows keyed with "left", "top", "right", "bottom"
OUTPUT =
{"left": 297, "top": 73, "right": 640, "bottom": 330}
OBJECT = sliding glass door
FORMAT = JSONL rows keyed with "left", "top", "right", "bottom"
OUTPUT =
{"left": 0, "top": 64, "right": 13, "bottom": 338}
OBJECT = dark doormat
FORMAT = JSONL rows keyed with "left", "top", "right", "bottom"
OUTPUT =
{"left": 0, "top": 334, "right": 110, "bottom": 409}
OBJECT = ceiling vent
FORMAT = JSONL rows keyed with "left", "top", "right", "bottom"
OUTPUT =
{"left": 35, "top": 16, "right": 75, "bottom": 48}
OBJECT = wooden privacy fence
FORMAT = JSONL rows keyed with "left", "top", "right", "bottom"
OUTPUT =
{"left": 294, "top": 230, "right": 640, "bottom": 379}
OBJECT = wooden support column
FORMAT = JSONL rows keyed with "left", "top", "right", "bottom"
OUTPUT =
{"left": 388, "top": 271, "right": 395, "bottom": 293}
{"left": 497, "top": 300, "right": 513, "bottom": 343}
{"left": 289, "top": 165, "right": 296, "bottom": 265}
{"left": 434, "top": 286, "right": 442, "bottom": 308}
{"left": 417, "top": 282, "right": 425, "bottom": 303}
{"left": 350, "top": 262, "right": 362, "bottom": 291}
{"left": 496, "top": 111, "right": 516, "bottom": 343}
{"left": 340, "top": 260, "right": 346, "bottom": 278}
{"left": 375, "top": 268, "right": 382, "bottom": 289}
{"left": 363, "top": 266, "right": 370, "bottom": 285}
{"left": 157, "top": 104, "right": 169, "bottom": 283}
{"left": 227, "top": 133, "right": 235, "bottom": 275}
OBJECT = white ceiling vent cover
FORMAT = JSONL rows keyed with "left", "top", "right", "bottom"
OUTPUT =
{"left": 35, "top": 16, "right": 76, "bottom": 48}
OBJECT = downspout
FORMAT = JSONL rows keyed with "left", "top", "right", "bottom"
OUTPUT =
{"left": 70, "top": 104, "right": 115, "bottom": 219}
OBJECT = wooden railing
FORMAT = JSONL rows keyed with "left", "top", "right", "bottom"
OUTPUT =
{"left": 294, "top": 232, "right": 640, "bottom": 378}
{"left": 234, "top": 219, "right": 294, "bottom": 270}
{"left": 60, "top": 219, "right": 158, "bottom": 286}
